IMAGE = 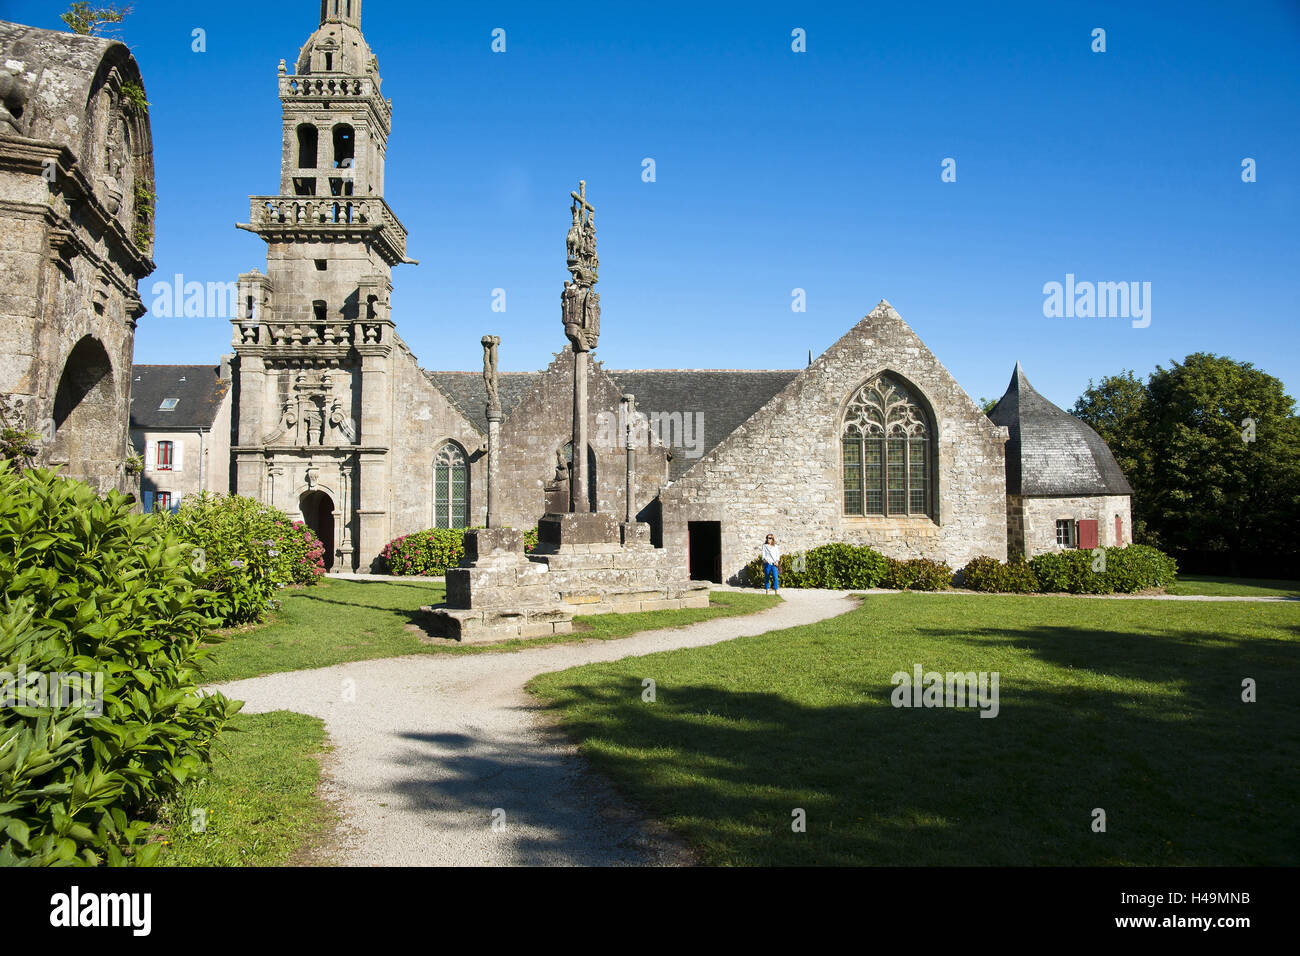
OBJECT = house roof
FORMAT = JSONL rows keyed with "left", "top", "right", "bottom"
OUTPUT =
{"left": 422, "top": 370, "right": 540, "bottom": 434}
{"left": 423, "top": 366, "right": 799, "bottom": 482}
{"left": 607, "top": 370, "right": 800, "bottom": 481}
{"left": 129, "top": 365, "right": 230, "bottom": 430}
{"left": 988, "top": 363, "right": 1133, "bottom": 497}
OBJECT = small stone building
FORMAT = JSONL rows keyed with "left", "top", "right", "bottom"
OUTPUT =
{"left": 0, "top": 20, "right": 155, "bottom": 493}
{"left": 129, "top": 362, "right": 233, "bottom": 512}
{"left": 989, "top": 363, "right": 1133, "bottom": 558}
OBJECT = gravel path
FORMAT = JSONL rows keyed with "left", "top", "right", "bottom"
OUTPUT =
{"left": 211, "top": 588, "right": 856, "bottom": 866}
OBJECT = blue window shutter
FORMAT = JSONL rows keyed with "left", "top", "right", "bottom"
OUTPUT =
{"left": 143, "top": 490, "right": 155, "bottom": 512}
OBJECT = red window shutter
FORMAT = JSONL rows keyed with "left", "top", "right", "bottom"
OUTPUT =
{"left": 1077, "top": 519, "right": 1099, "bottom": 550}
{"left": 1114, "top": 514, "right": 1123, "bottom": 545}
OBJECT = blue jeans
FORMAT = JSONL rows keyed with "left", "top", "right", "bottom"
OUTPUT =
{"left": 763, "top": 562, "right": 779, "bottom": 590}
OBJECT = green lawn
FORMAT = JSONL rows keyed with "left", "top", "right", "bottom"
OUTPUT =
{"left": 528, "top": 594, "right": 1300, "bottom": 866}
{"left": 1166, "top": 574, "right": 1300, "bottom": 598}
{"left": 200, "top": 579, "right": 779, "bottom": 684}
{"left": 155, "top": 712, "right": 335, "bottom": 866}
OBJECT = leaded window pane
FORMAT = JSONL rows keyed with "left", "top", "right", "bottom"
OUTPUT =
{"left": 864, "top": 439, "right": 883, "bottom": 514}
{"left": 843, "top": 439, "right": 863, "bottom": 515}
{"left": 909, "top": 437, "right": 928, "bottom": 514}
{"left": 887, "top": 438, "right": 907, "bottom": 514}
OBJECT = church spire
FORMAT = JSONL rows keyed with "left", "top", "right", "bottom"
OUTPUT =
{"left": 320, "top": 0, "right": 362, "bottom": 27}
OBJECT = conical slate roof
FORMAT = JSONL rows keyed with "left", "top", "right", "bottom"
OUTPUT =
{"left": 989, "top": 364, "right": 1133, "bottom": 497}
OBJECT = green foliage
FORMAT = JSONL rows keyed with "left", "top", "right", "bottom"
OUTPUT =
{"left": 160, "top": 493, "right": 323, "bottom": 627}
{"left": 60, "top": 2, "right": 130, "bottom": 36}
{"left": 743, "top": 544, "right": 941, "bottom": 590}
{"left": 0, "top": 464, "right": 240, "bottom": 866}
{"left": 959, "top": 555, "right": 1041, "bottom": 593}
{"left": 1073, "top": 354, "right": 1300, "bottom": 561}
{"left": 119, "top": 81, "right": 148, "bottom": 114}
{"left": 884, "top": 557, "right": 953, "bottom": 591}
{"left": 132, "top": 180, "right": 154, "bottom": 251}
{"left": 379, "top": 527, "right": 476, "bottom": 575}
{"left": 1028, "top": 544, "right": 1177, "bottom": 594}
{"left": 523, "top": 528, "right": 539, "bottom": 554}
{"left": 0, "top": 427, "right": 40, "bottom": 464}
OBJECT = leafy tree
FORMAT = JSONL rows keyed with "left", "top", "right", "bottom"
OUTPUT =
{"left": 1144, "top": 353, "right": 1300, "bottom": 564}
{"left": 60, "top": 2, "right": 130, "bottom": 36}
{"left": 1071, "top": 354, "right": 1300, "bottom": 568}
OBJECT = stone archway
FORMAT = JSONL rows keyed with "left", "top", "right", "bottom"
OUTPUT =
{"left": 300, "top": 489, "right": 335, "bottom": 571}
{"left": 48, "top": 335, "right": 118, "bottom": 488}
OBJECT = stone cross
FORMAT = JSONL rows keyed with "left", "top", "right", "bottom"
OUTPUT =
{"left": 561, "top": 180, "right": 601, "bottom": 513}
{"left": 481, "top": 334, "right": 502, "bottom": 527}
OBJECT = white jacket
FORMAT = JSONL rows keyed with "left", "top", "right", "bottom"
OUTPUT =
{"left": 762, "top": 543, "right": 780, "bottom": 565}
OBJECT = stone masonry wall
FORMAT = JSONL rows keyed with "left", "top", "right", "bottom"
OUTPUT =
{"left": 1021, "top": 494, "right": 1132, "bottom": 557}
{"left": 659, "top": 301, "right": 1010, "bottom": 582}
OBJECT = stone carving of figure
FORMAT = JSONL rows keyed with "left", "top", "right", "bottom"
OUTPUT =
{"left": 0, "top": 69, "right": 28, "bottom": 133}
{"left": 329, "top": 399, "right": 356, "bottom": 443}
{"left": 101, "top": 115, "right": 128, "bottom": 215}
{"left": 481, "top": 335, "right": 500, "bottom": 410}
{"left": 566, "top": 205, "right": 582, "bottom": 263}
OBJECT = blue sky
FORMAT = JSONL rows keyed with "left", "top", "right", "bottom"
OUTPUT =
{"left": 8, "top": 0, "right": 1299, "bottom": 410}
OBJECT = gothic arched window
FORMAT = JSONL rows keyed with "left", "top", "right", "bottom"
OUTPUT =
{"left": 841, "top": 374, "right": 933, "bottom": 517}
{"left": 434, "top": 442, "right": 469, "bottom": 528}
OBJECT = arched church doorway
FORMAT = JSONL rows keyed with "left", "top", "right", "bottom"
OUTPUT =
{"left": 300, "top": 490, "right": 335, "bottom": 571}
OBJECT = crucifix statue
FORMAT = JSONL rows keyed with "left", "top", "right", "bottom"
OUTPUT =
{"left": 560, "top": 180, "right": 601, "bottom": 512}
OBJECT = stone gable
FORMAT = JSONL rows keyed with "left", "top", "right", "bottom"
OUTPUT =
{"left": 660, "top": 300, "right": 1010, "bottom": 580}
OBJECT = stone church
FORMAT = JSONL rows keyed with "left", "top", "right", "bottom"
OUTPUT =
{"left": 223, "top": 2, "right": 1132, "bottom": 582}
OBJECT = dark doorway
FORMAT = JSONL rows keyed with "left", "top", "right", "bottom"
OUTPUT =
{"left": 688, "top": 521, "right": 722, "bottom": 583}
{"left": 300, "top": 491, "right": 335, "bottom": 571}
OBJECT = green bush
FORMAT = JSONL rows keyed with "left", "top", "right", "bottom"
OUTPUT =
{"left": 1027, "top": 544, "right": 1178, "bottom": 594}
{"left": 160, "top": 493, "right": 323, "bottom": 626}
{"left": 959, "top": 555, "right": 1041, "bottom": 593}
{"left": 380, "top": 527, "right": 474, "bottom": 575}
{"left": 0, "top": 464, "right": 240, "bottom": 866}
{"left": 742, "top": 543, "right": 889, "bottom": 589}
{"left": 884, "top": 557, "right": 953, "bottom": 591}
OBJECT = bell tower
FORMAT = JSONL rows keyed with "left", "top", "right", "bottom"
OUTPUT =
{"left": 230, "top": 2, "right": 413, "bottom": 572}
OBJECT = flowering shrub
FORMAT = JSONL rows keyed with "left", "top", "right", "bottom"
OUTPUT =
{"left": 379, "top": 528, "right": 475, "bottom": 575}
{"left": 161, "top": 493, "right": 324, "bottom": 625}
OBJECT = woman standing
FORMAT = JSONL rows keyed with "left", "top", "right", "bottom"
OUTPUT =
{"left": 761, "top": 534, "right": 781, "bottom": 594}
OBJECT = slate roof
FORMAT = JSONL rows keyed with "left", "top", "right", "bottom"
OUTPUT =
{"left": 129, "top": 365, "right": 230, "bottom": 430}
{"left": 422, "top": 371, "right": 540, "bottom": 434}
{"left": 422, "top": 367, "right": 799, "bottom": 482}
{"left": 608, "top": 370, "right": 799, "bottom": 481}
{"left": 988, "top": 363, "right": 1133, "bottom": 497}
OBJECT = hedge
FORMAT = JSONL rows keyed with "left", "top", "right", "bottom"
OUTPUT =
{"left": 379, "top": 526, "right": 540, "bottom": 576}
{"left": 742, "top": 543, "right": 950, "bottom": 591}
{"left": 959, "top": 545, "right": 1177, "bottom": 594}
{"left": 0, "top": 464, "right": 240, "bottom": 866}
